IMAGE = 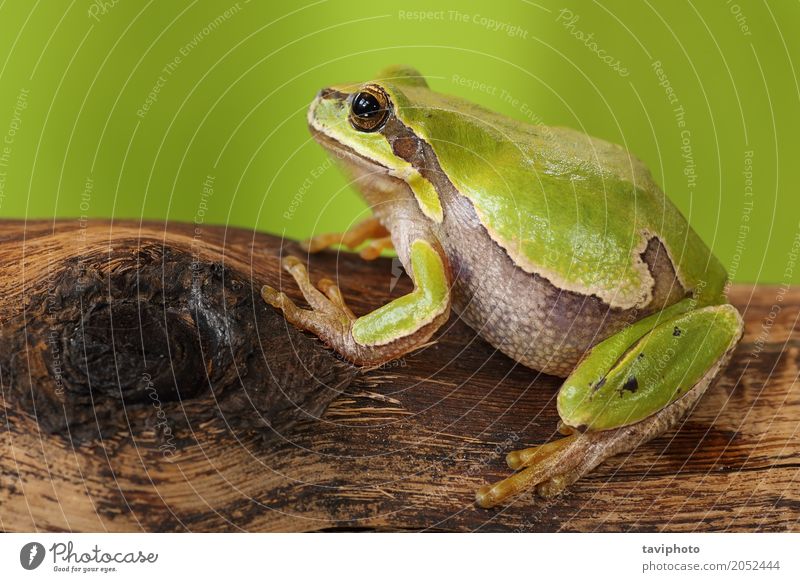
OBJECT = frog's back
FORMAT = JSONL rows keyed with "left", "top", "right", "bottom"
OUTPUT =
{"left": 397, "top": 88, "right": 726, "bottom": 310}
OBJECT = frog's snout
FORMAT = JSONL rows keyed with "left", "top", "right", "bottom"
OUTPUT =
{"left": 308, "top": 87, "right": 350, "bottom": 130}
{"left": 312, "top": 87, "right": 349, "bottom": 110}
{"left": 307, "top": 89, "right": 330, "bottom": 127}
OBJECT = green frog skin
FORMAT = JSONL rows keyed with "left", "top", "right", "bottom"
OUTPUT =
{"left": 261, "top": 66, "right": 743, "bottom": 508}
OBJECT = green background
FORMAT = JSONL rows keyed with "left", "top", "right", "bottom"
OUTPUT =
{"left": 0, "top": 0, "right": 797, "bottom": 283}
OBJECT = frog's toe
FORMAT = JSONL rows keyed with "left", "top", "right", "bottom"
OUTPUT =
{"left": 477, "top": 430, "right": 636, "bottom": 507}
{"left": 281, "top": 255, "right": 352, "bottom": 320}
{"left": 317, "top": 278, "right": 356, "bottom": 320}
{"left": 505, "top": 435, "right": 577, "bottom": 470}
{"left": 260, "top": 284, "right": 281, "bottom": 307}
{"left": 300, "top": 232, "right": 341, "bottom": 254}
{"left": 260, "top": 285, "right": 296, "bottom": 313}
{"left": 260, "top": 284, "right": 313, "bottom": 328}
{"left": 476, "top": 435, "right": 584, "bottom": 508}
{"left": 358, "top": 236, "right": 394, "bottom": 260}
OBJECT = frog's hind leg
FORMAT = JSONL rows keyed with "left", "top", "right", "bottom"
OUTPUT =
{"left": 476, "top": 372, "right": 713, "bottom": 507}
{"left": 476, "top": 301, "right": 743, "bottom": 508}
{"left": 301, "top": 217, "right": 392, "bottom": 258}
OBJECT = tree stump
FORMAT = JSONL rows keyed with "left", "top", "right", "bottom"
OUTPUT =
{"left": 0, "top": 220, "right": 797, "bottom": 532}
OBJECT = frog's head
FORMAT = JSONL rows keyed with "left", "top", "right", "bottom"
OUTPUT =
{"left": 307, "top": 65, "right": 429, "bottom": 167}
{"left": 307, "top": 66, "right": 449, "bottom": 219}
{"left": 309, "top": 66, "right": 500, "bottom": 221}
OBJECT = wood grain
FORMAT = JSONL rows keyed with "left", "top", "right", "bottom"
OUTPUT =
{"left": 1, "top": 220, "right": 798, "bottom": 532}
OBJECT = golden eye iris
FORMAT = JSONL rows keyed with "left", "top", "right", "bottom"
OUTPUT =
{"left": 349, "top": 88, "right": 390, "bottom": 132}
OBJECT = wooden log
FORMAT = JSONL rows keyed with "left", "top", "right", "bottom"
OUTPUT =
{"left": 0, "top": 220, "right": 797, "bottom": 532}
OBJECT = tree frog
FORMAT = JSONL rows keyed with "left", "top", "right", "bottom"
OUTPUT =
{"left": 261, "top": 65, "right": 743, "bottom": 508}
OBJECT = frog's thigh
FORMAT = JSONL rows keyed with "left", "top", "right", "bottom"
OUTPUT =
{"left": 558, "top": 302, "right": 743, "bottom": 431}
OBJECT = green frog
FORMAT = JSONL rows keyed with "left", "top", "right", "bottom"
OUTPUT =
{"left": 261, "top": 66, "right": 743, "bottom": 508}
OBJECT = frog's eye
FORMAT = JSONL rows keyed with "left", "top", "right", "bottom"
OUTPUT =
{"left": 349, "top": 87, "right": 390, "bottom": 132}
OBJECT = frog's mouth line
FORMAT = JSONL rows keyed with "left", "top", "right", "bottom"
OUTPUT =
{"left": 308, "top": 123, "right": 391, "bottom": 175}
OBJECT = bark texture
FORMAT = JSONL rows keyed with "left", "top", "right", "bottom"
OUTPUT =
{"left": 0, "top": 220, "right": 797, "bottom": 532}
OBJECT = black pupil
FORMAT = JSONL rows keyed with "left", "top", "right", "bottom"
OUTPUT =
{"left": 352, "top": 92, "right": 383, "bottom": 118}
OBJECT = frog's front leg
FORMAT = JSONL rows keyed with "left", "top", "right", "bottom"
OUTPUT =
{"left": 476, "top": 299, "right": 743, "bottom": 508}
{"left": 262, "top": 238, "right": 450, "bottom": 367}
{"left": 301, "top": 216, "right": 394, "bottom": 260}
